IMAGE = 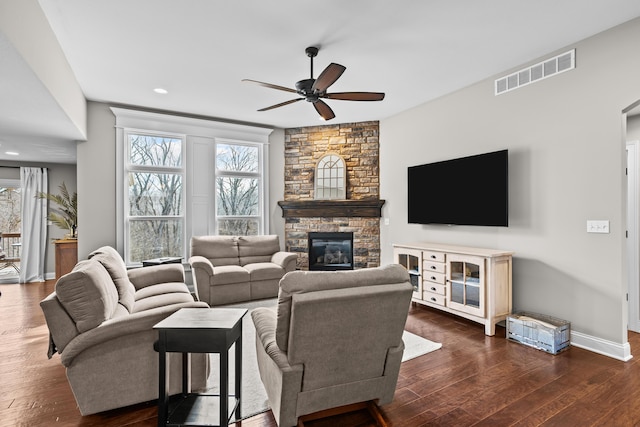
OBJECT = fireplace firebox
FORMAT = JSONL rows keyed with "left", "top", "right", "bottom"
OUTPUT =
{"left": 308, "top": 232, "right": 354, "bottom": 271}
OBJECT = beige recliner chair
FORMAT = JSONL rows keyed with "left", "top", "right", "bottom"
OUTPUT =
{"left": 251, "top": 264, "right": 413, "bottom": 427}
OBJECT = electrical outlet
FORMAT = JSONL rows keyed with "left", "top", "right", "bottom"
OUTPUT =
{"left": 587, "top": 220, "right": 609, "bottom": 233}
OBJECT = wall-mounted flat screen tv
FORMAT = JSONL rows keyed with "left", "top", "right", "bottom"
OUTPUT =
{"left": 407, "top": 149, "right": 508, "bottom": 226}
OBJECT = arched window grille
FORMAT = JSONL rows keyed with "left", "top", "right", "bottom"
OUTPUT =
{"left": 315, "top": 153, "right": 346, "bottom": 200}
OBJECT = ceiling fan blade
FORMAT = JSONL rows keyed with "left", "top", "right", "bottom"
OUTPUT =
{"left": 325, "top": 92, "right": 385, "bottom": 101}
{"left": 313, "top": 100, "right": 335, "bottom": 121}
{"left": 242, "top": 79, "right": 297, "bottom": 94}
{"left": 311, "top": 63, "right": 346, "bottom": 93}
{"left": 257, "top": 98, "right": 303, "bottom": 111}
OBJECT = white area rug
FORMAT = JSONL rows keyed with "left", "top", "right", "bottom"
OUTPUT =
{"left": 402, "top": 330, "right": 443, "bottom": 361}
{"left": 207, "top": 298, "right": 442, "bottom": 422}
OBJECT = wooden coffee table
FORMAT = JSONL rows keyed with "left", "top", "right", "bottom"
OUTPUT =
{"left": 154, "top": 307, "right": 247, "bottom": 427}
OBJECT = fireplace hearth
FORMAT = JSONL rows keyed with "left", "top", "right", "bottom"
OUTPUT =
{"left": 308, "top": 232, "right": 354, "bottom": 271}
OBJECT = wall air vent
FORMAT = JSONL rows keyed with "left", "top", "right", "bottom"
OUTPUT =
{"left": 495, "top": 49, "right": 575, "bottom": 95}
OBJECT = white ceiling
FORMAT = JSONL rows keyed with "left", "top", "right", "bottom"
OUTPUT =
{"left": 3, "top": 0, "right": 640, "bottom": 164}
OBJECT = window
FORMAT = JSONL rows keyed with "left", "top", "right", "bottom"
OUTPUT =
{"left": 113, "top": 107, "right": 272, "bottom": 264}
{"left": 315, "top": 153, "right": 346, "bottom": 199}
{"left": 125, "top": 133, "right": 184, "bottom": 263}
{"left": 215, "top": 141, "right": 262, "bottom": 235}
{"left": 0, "top": 180, "right": 21, "bottom": 234}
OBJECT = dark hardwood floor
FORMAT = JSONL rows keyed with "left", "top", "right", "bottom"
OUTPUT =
{"left": 2, "top": 280, "right": 640, "bottom": 427}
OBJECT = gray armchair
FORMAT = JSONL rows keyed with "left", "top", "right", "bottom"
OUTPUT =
{"left": 251, "top": 264, "right": 413, "bottom": 427}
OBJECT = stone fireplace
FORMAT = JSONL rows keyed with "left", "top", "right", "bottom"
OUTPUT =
{"left": 280, "top": 121, "right": 384, "bottom": 270}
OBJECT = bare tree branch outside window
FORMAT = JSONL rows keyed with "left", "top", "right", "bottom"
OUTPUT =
{"left": 216, "top": 143, "right": 261, "bottom": 235}
{"left": 0, "top": 188, "right": 21, "bottom": 233}
{"left": 127, "top": 135, "right": 184, "bottom": 262}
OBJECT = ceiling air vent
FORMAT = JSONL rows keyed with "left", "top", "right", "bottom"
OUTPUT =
{"left": 495, "top": 49, "right": 575, "bottom": 95}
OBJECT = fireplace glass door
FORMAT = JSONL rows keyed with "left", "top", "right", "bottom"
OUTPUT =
{"left": 308, "top": 232, "right": 354, "bottom": 271}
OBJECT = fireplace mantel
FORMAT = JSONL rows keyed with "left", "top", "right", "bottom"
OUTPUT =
{"left": 278, "top": 199, "right": 386, "bottom": 218}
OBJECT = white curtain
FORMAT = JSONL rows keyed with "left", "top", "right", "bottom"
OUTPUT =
{"left": 20, "top": 167, "right": 48, "bottom": 283}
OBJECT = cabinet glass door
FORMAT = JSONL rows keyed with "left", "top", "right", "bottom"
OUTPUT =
{"left": 395, "top": 249, "right": 422, "bottom": 296}
{"left": 447, "top": 254, "right": 484, "bottom": 316}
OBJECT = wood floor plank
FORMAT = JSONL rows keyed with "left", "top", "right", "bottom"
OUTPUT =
{"left": 2, "top": 281, "right": 640, "bottom": 426}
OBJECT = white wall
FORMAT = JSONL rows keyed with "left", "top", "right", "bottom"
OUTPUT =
{"left": 268, "top": 128, "right": 286, "bottom": 242}
{"left": 0, "top": 0, "right": 86, "bottom": 139}
{"left": 77, "top": 102, "right": 117, "bottom": 258}
{"left": 380, "top": 17, "right": 640, "bottom": 350}
{"left": 628, "top": 114, "right": 640, "bottom": 141}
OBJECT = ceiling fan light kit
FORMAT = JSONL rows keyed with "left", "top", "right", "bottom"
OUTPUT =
{"left": 243, "top": 46, "right": 385, "bottom": 121}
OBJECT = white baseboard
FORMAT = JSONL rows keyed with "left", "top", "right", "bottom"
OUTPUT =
{"left": 571, "top": 331, "right": 633, "bottom": 361}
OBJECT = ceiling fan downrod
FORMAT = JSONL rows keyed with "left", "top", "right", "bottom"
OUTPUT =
{"left": 305, "top": 46, "right": 318, "bottom": 79}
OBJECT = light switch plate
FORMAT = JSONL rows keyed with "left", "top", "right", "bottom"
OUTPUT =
{"left": 587, "top": 220, "right": 609, "bottom": 233}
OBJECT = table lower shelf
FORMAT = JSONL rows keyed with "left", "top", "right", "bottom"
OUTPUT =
{"left": 166, "top": 393, "right": 239, "bottom": 427}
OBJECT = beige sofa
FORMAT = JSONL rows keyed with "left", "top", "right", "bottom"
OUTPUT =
{"left": 189, "top": 235, "right": 297, "bottom": 306}
{"left": 40, "top": 246, "right": 210, "bottom": 415}
{"left": 251, "top": 264, "right": 413, "bottom": 427}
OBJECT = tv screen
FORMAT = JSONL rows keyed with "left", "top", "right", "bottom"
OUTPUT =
{"left": 407, "top": 149, "right": 508, "bottom": 226}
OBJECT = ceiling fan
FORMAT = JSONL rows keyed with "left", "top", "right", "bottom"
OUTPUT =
{"left": 242, "top": 46, "right": 385, "bottom": 121}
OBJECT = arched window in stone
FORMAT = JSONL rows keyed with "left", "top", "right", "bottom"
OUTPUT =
{"left": 315, "top": 153, "right": 346, "bottom": 200}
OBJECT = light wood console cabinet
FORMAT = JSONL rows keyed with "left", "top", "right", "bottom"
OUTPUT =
{"left": 393, "top": 242, "right": 513, "bottom": 336}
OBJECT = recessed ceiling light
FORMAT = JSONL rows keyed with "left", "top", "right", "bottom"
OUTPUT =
{"left": 154, "top": 88, "right": 168, "bottom": 94}
{"left": 5, "top": 151, "right": 19, "bottom": 156}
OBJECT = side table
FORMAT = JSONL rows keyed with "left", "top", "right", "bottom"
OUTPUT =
{"left": 142, "top": 256, "right": 182, "bottom": 267}
{"left": 154, "top": 307, "right": 247, "bottom": 427}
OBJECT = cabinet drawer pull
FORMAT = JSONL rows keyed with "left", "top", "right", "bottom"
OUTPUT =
{"left": 430, "top": 297, "right": 437, "bottom": 302}
{"left": 430, "top": 266, "right": 436, "bottom": 270}
{"left": 430, "top": 286, "right": 436, "bottom": 291}
{"left": 430, "top": 255, "right": 436, "bottom": 259}
{"left": 430, "top": 276, "right": 437, "bottom": 281}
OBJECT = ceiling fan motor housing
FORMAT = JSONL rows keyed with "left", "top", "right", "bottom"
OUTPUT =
{"left": 295, "top": 78, "right": 319, "bottom": 102}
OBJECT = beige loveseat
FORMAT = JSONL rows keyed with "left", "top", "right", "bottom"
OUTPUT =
{"left": 251, "top": 264, "right": 413, "bottom": 427}
{"left": 40, "top": 246, "right": 210, "bottom": 415}
{"left": 189, "top": 235, "right": 297, "bottom": 306}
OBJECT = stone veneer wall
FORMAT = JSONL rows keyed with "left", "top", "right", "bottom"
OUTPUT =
{"left": 283, "top": 121, "right": 381, "bottom": 269}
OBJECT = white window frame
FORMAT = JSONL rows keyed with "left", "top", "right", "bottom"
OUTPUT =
{"left": 123, "top": 130, "right": 186, "bottom": 264}
{"left": 112, "top": 107, "right": 273, "bottom": 266}
{"left": 214, "top": 138, "right": 265, "bottom": 235}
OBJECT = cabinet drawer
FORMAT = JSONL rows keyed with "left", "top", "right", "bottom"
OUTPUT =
{"left": 424, "top": 271, "right": 446, "bottom": 285}
{"left": 423, "top": 251, "right": 445, "bottom": 263}
{"left": 423, "top": 261, "right": 445, "bottom": 274}
{"left": 423, "top": 282, "right": 446, "bottom": 295}
{"left": 423, "top": 291, "right": 446, "bottom": 306}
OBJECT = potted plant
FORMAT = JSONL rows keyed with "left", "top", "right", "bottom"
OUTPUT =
{"left": 37, "top": 182, "right": 78, "bottom": 239}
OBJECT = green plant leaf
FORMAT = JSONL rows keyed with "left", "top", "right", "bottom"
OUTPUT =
{"left": 37, "top": 181, "right": 77, "bottom": 233}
